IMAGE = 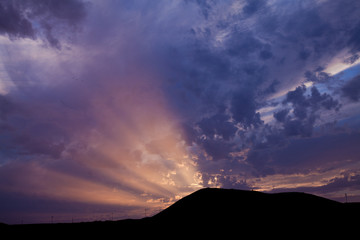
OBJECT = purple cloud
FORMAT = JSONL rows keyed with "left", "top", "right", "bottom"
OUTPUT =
{"left": 0, "top": 0, "right": 87, "bottom": 48}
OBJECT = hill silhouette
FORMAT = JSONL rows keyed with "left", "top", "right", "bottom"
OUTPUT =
{"left": 2, "top": 188, "right": 359, "bottom": 237}
{"left": 154, "top": 188, "right": 342, "bottom": 221}
{"left": 152, "top": 188, "right": 358, "bottom": 232}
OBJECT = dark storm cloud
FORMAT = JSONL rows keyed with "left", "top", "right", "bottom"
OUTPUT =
{"left": 159, "top": 0, "right": 360, "bottom": 174}
{"left": 0, "top": 87, "right": 83, "bottom": 163}
{"left": 242, "top": 0, "right": 266, "bottom": 16}
{"left": 247, "top": 132, "right": 360, "bottom": 177}
{"left": 273, "top": 109, "right": 290, "bottom": 123}
{"left": 282, "top": 1, "right": 358, "bottom": 60}
{"left": 0, "top": 1, "right": 35, "bottom": 39}
{"left": 271, "top": 85, "right": 340, "bottom": 137}
{"left": 231, "top": 90, "right": 263, "bottom": 129}
{"left": 198, "top": 112, "right": 237, "bottom": 141}
{"left": 344, "top": 54, "right": 360, "bottom": 65}
{"left": 186, "top": 0, "right": 214, "bottom": 19}
{"left": 348, "top": 23, "right": 360, "bottom": 53}
{"left": 0, "top": 0, "right": 87, "bottom": 48}
{"left": 226, "top": 32, "right": 264, "bottom": 58}
{"left": 289, "top": 85, "right": 340, "bottom": 112}
{"left": 199, "top": 138, "right": 234, "bottom": 161}
{"left": 28, "top": 0, "right": 87, "bottom": 23}
{"left": 304, "top": 67, "right": 332, "bottom": 83}
{"left": 165, "top": 0, "right": 360, "bottom": 129}
{"left": 341, "top": 75, "right": 360, "bottom": 102}
{"left": 0, "top": 95, "right": 14, "bottom": 120}
{"left": 318, "top": 172, "right": 360, "bottom": 194}
{"left": 309, "top": 86, "right": 340, "bottom": 110}
{"left": 268, "top": 171, "right": 360, "bottom": 199}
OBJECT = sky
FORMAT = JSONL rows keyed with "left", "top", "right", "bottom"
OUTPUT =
{"left": 1, "top": 0, "right": 360, "bottom": 224}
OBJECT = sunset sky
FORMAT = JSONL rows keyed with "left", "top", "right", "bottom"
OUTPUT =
{"left": 1, "top": 0, "right": 360, "bottom": 224}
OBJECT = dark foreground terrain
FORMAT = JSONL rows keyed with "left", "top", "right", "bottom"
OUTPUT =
{"left": 1, "top": 188, "right": 359, "bottom": 237}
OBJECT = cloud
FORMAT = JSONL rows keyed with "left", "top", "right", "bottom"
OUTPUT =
{"left": 226, "top": 32, "right": 264, "bottom": 58}
{"left": 0, "top": 1, "right": 35, "bottom": 39}
{"left": 342, "top": 75, "right": 360, "bottom": 101}
{"left": 0, "top": 2, "right": 204, "bottom": 218}
{"left": 273, "top": 109, "right": 290, "bottom": 123}
{"left": 198, "top": 138, "right": 234, "bottom": 161}
{"left": 247, "top": 131, "right": 360, "bottom": 177}
{"left": 265, "top": 170, "right": 360, "bottom": 202}
{"left": 162, "top": 0, "right": 359, "bottom": 139}
{"left": 344, "top": 54, "right": 360, "bottom": 65}
{"left": 197, "top": 112, "right": 237, "bottom": 141}
{"left": 242, "top": 0, "right": 266, "bottom": 16}
{"left": 0, "top": 0, "right": 87, "bottom": 48}
{"left": 231, "top": 90, "right": 263, "bottom": 129}
{"left": 0, "top": 95, "right": 14, "bottom": 120}
{"left": 304, "top": 67, "right": 332, "bottom": 83}
{"left": 2, "top": 0, "right": 360, "bottom": 222}
{"left": 271, "top": 85, "right": 340, "bottom": 137}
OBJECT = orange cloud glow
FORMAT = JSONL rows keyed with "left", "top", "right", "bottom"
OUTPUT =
{"left": 0, "top": 69, "right": 203, "bottom": 216}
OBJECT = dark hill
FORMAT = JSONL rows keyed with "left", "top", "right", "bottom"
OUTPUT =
{"left": 3, "top": 188, "right": 360, "bottom": 237}
{"left": 152, "top": 188, "right": 348, "bottom": 228}
{"left": 154, "top": 188, "right": 340, "bottom": 218}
